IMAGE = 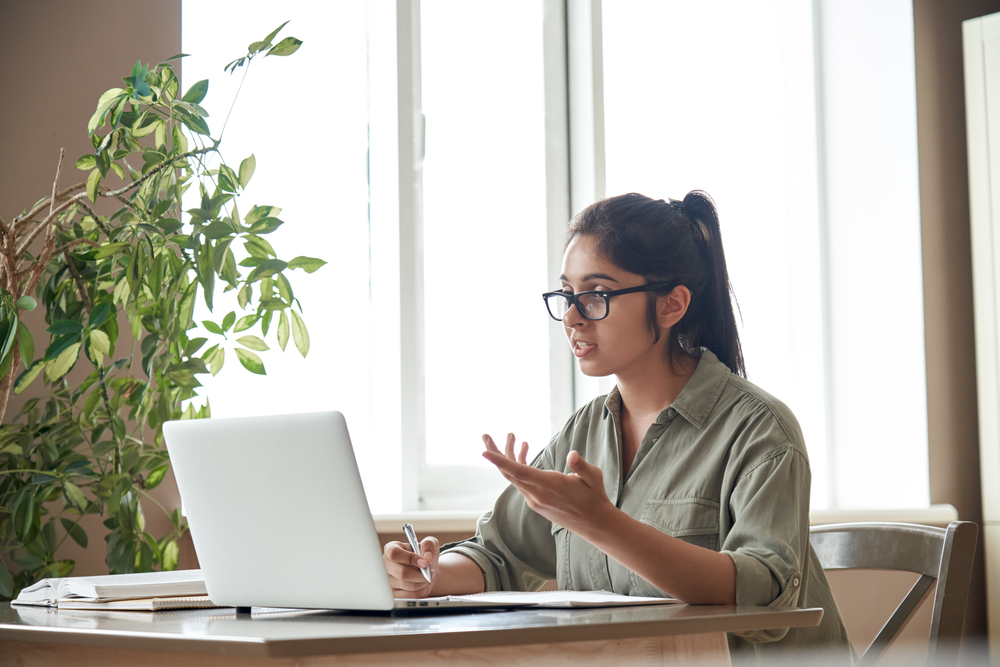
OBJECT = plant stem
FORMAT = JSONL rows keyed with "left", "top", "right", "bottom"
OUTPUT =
{"left": 219, "top": 56, "right": 253, "bottom": 142}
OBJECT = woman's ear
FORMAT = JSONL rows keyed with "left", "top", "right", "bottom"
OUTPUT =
{"left": 657, "top": 286, "right": 691, "bottom": 330}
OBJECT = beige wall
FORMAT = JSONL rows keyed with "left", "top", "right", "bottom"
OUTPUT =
{"left": 2, "top": 0, "right": 997, "bottom": 649}
{"left": 0, "top": 0, "right": 186, "bottom": 576}
{"left": 913, "top": 0, "right": 1000, "bottom": 639}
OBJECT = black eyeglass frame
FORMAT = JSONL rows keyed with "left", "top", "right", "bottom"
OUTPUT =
{"left": 541, "top": 281, "right": 678, "bottom": 322}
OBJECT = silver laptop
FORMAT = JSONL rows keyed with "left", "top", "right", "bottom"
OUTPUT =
{"left": 164, "top": 411, "right": 477, "bottom": 612}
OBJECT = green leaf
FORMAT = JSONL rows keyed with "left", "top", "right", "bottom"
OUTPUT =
{"left": 14, "top": 488, "right": 37, "bottom": 542}
{"left": 0, "top": 559, "right": 12, "bottom": 599}
{"left": 13, "top": 553, "right": 44, "bottom": 572}
{"left": 286, "top": 256, "right": 327, "bottom": 273}
{"left": 14, "top": 359, "right": 44, "bottom": 394}
{"left": 239, "top": 154, "right": 256, "bottom": 188}
{"left": 289, "top": 310, "right": 309, "bottom": 357}
{"left": 252, "top": 20, "right": 290, "bottom": 53}
{"left": 233, "top": 314, "right": 257, "bottom": 333}
{"left": 64, "top": 481, "right": 87, "bottom": 512}
{"left": 247, "top": 259, "right": 287, "bottom": 282}
{"left": 202, "top": 320, "right": 223, "bottom": 335}
{"left": 244, "top": 234, "right": 275, "bottom": 258}
{"left": 154, "top": 121, "right": 167, "bottom": 149}
{"left": 244, "top": 205, "right": 280, "bottom": 224}
{"left": 60, "top": 518, "right": 89, "bottom": 548}
{"left": 132, "top": 117, "right": 160, "bottom": 138}
{"left": 205, "top": 346, "right": 224, "bottom": 376}
{"left": 235, "top": 348, "right": 265, "bottom": 375}
{"left": 184, "top": 337, "right": 208, "bottom": 356}
{"left": 88, "top": 88, "right": 125, "bottom": 135}
{"left": 45, "top": 342, "right": 81, "bottom": 382}
{"left": 94, "top": 241, "right": 131, "bottom": 259}
{"left": 86, "top": 168, "right": 101, "bottom": 202}
{"left": 47, "top": 319, "right": 84, "bottom": 335}
{"left": 276, "top": 273, "right": 293, "bottom": 303}
{"left": 0, "top": 347, "right": 12, "bottom": 382}
{"left": 247, "top": 216, "right": 284, "bottom": 234}
{"left": 89, "top": 302, "right": 112, "bottom": 328}
{"left": 237, "top": 335, "right": 269, "bottom": 352}
{"left": 162, "top": 540, "right": 179, "bottom": 571}
{"left": 90, "top": 329, "right": 111, "bottom": 356}
{"left": 15, "top": 296, "right": 37, "bottom": 311}
{"left": 75, "top": 154, "right": 97, "bottom": 170}
{"left": 277, "top": 310, "right": 289, "bottom": 351}
{"left": 221, "top": 311, "right": 236, "bottom": 332}
{"left": 182, "top": 79, "right": 209, "bottom": 104}
{"left": 266, "top": 36, "right": 303, "bottom": 57}
{"left": 46, "top": 560, "right": 75, "bottom": 579}
{"left": 17, "top": 321, "right": 34, "bottom": 367}
{"left": 146, "top": 464, "right": 169, "bottom": 490}
{"left": 238, "top": 284, "right": 252, "bottom": 309}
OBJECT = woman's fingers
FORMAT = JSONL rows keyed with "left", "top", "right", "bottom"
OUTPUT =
{"left": 566, "top": 450, "right": 603, "bottom": 488}
{"left": 518, "top": 441, "right": 529, "bottom": 465}
{"left": 504, "top": 432, "right": 516, "bottom": 459}
{"left": 383, "top": 540, "right": 437, "bottom": 597}
{"left": 482, "top": 434, "right": 501, "bottom": 454}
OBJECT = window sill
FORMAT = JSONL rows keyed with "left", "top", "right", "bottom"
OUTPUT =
{"left": 372, "top": 504, "right": 959, "bottom": 535}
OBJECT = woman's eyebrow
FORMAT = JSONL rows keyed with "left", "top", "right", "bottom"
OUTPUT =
{"left": 558, "top": 273, "right": 620, "bottom": 283}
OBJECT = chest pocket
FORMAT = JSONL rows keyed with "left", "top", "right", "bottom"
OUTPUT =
{"left": 639, "top": 498, "right": 720, "bottom": 550}
{"left": 630, "top": 498, "right": 721, "bottom": 596}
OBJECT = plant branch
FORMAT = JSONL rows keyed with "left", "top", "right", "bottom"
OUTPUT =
{"left": 49, "top": 149, "right": 66, "bottom": 218}
{"left": 63, "top": 250, "right": 92, "bottom": 313}
{"left": 15, "top": 192, "right": 87, "bottom": 260}
{"left": 100, "top": 146, "right": 216, "bottom": 199}
{"left": 56, "top": 238, "right": 101, "bottom": 256}
{"left": 75, "top": 200, "right": 111, "bottom": 235}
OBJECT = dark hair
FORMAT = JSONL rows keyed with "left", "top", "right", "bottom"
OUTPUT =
{"left": 567, "top": 191, "right": 746, "bottom": 378}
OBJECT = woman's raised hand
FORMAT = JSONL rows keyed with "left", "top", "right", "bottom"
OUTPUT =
{"left": 481, "top": 433, "right": 613, "bottom": 539}
{"left": 383, "top": 535, "right": 440, "bottom": 598}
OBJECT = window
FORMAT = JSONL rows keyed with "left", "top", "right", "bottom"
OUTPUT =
{"left": 183, "top": 0, "right": 929, "bottom": 514}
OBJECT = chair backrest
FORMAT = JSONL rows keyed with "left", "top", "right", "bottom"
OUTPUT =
{"left": 809, "top": 521, "right": 977, "bottom": 667}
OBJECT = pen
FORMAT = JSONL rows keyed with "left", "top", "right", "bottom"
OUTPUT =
{"left": 402, "top": 523, "right": 433, "bottom": 583}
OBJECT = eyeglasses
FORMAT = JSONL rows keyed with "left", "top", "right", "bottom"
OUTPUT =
{"left": 541, "top": 282, "right": 676, "bottom": 322}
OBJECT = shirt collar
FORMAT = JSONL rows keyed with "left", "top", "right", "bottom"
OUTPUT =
{"left": 600, "top": 349, "right": 731, "bottom": 429}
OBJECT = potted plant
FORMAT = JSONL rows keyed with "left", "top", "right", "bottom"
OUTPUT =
{"left": 0, "top": 22, "right": 324, "bottom": 599}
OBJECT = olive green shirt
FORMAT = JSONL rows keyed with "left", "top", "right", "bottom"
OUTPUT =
{"left": 442, "top": 350, "right": 852, "bottom": 663}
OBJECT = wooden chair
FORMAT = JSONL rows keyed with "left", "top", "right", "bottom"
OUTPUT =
{"left": 809, "top": 521, "right": 977, "bottom": 667}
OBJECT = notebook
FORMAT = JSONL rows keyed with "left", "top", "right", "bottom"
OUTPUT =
{"left": 163, "top": 411, "right": 676, "bottom": 612}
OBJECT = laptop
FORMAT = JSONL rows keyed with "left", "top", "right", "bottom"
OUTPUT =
{"left": 163, "top": 411, "right": 488, "bottom": 612}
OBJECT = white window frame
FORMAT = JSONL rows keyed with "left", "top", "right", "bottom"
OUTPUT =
{"left": 372, "top": 0, "right": 929, "bottom": 513}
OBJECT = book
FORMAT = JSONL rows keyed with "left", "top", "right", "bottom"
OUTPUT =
{"left": 12, "top": 569, "right": 208, "bottom": 607}
{"left": 56, "top": 595, "right": 223, "bottom": 611}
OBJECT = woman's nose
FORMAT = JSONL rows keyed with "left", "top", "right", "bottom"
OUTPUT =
{"left": 562, "top": 301, "right": 585, "bottom": 327}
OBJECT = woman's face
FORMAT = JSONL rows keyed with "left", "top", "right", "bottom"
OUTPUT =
{"left": 558, "top": 235, "right": 668, "bottom": 379}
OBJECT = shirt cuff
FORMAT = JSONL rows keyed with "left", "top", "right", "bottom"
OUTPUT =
{"left": 440, "top": 544, "right": 502, "bottom": 592}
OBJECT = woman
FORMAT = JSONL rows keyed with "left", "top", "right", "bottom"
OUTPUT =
{"left": 383, "top": 192, "right": 852, "bottom": 660}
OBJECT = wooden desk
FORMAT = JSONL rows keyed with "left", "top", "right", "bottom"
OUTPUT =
{"left": 0, "top": 602, "right": 822, "bottom": 666}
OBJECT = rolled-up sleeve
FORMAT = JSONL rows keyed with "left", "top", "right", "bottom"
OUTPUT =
{"left": 721, "top": 445, "right": 811, "bottom": 643}
{"left": 440, "top": 446, "right": 558, "bottom": 592}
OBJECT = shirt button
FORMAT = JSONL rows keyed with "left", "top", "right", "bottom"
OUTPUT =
{"left": 666, "top": 408, "right": 676, "bottom": 418}
{"left": 792, "top": 577, "right": 800, "bottom": 587}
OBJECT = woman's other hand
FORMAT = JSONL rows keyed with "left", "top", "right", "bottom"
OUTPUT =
{"left": 481, "top": 433, "right": 614, "bottom": 540}
{"left": 383, "top": 535, "right": 440, "bottom": 598}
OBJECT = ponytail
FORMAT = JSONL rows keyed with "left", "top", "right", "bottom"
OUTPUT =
{"left": 677, "top": 191, "right": 745, "bottom": 377}
{"left": 567, "top": 191, "right": 746, "bottom": 378}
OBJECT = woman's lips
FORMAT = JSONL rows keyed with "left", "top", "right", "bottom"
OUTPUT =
{"left": 572, "top": 341, "right": 596, "bottom": 358}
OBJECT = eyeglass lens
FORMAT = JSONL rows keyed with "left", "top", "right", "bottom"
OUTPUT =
{"left": 546, "top": 292, "right": 607, "bottom": 320}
